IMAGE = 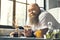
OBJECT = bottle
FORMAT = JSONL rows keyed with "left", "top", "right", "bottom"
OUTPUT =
{"left": 48, "top": 22, "right": 53, "bottom": 30}
{"left": 54, "top": 29, "right": 60, "bottom": 38}
{"left": 46, "top": 22, "right": 53, "bottom": 39}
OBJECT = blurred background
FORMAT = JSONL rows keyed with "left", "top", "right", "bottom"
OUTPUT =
{"left": 0, "top": 0, "right": 60, "bottom": 38}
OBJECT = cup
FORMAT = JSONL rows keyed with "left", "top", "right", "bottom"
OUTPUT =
{"left": 24, "top": 25, "right": 31, "bottom": 30}
{"left": 34, "top": 29, "right": 43, "bottom": 38}
{"left": 23, "top": 26, "right": 32, "bottom": 37}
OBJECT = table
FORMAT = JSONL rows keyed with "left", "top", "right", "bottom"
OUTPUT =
{"left": 0, "top": 36, "right": 60, "bottom": 40}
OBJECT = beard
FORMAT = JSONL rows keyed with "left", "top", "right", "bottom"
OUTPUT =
{"left": 28, "top": 12, "right": 40, "bottom": 25}
{"left": 29, "top": 16, "right": 39, "bottom": 25}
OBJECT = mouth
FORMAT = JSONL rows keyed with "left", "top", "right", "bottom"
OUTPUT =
{"left": 29, "top": 13, "right": 35, "bottom": 17}
{"left": 30, "top": 13, "right": 36, "bottom": 16}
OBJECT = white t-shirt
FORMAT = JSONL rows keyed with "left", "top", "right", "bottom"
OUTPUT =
{"left": 26, "top": 15, "right": 47, "bottom": 31}
{"left": 26, "top": 11, "right": 60, "bottom": 31}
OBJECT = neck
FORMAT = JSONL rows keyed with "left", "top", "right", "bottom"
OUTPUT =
{"left": 29, "top": 16, "right": 39, "bottom": 25}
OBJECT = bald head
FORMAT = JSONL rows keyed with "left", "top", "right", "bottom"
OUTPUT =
{"left": 29, "top": 3, "right": 40, "bottom": 9}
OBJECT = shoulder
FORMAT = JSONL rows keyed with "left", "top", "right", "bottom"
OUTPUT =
{"left": 39, "top": 11, "right": 49, "bottom": 18}
{"left": 41, "top": 11, "right": 49, "bottom": 15}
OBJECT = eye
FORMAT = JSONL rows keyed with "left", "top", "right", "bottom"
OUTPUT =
{"left": 28, "top": 10, "right": 31, "bottom": 12}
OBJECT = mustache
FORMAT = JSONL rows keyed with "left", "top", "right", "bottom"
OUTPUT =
{"left": 30, "top": 13, "right": 37, "bottom": 15}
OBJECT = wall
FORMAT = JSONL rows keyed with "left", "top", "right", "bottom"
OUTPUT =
{"left": 46, "top": 0, "right": 57, "bottom": 10}
{"left": 46, "top": 0, "right": 60, "bottom": 23}
{"left": 49, "top": 0, "right": 57, "bottom": 9}
{"left": 0, "top": 0, "right": 1, "bottom": 24}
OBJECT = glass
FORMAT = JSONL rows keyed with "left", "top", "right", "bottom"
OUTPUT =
{"left": 23, "top": 26, "right": 32, "bottom": 37}
{"left": 24, "top": 26, "right": 31, "bottom": 30}
{"left": 48, "top": 22, "right": 53, "bottom": 30}
{"left": 34, "top": 30, "right": 43, "bottom": 38}
{"left": 48, "top": 22, "right": 52, "bottom": 26}
{"left": 1, "top": 0, "right": 13, "bottom": 25}
{"left": 7, "top": 1, "right": 13, "bottom": 25}
{"left": 16, "top": 3, "right": 26, "bottom": 26}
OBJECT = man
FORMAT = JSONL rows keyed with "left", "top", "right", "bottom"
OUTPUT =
{"left": 24, "top": 3, "right": 48, "bottom": 37}
{"left": 26, "top": 3, "right": 48, "bottom": 30}
{"left": 24, "top": 3, "right": 60, "bottom": 38}
{"left": 27, "top": 3, "right": 60, "bottom": 30}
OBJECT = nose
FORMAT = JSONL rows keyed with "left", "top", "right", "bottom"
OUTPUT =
{"left": 30, "top": 11, "right": 36, "bottom": 14}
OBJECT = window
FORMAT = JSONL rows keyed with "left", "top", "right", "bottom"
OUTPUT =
{"left": 0, "top": 0, "right": 44, "bottom": 27}
{"left": 16, "top": 2, "right": 26, "bottom": 26}
{"left": 1, "top": 0, "right": 13, "bottom": 25}
{"left": 27, "top": 0, "right": 35, "bottom": 4}
{"left": 7, "top": 1, "right": 13, "bottom": 25}
{"left": 36, "top": 0, "right": 44, "bottom": 7}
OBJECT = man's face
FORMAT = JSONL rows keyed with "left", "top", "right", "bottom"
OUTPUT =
{"left": 28, "top": 4, "right": 40, "bottom": 18}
